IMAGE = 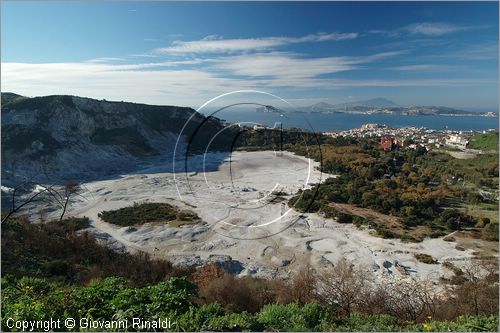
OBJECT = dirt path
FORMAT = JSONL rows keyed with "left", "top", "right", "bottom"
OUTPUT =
{"left": 329, "top": 202, "right": 400, "bottom": 228}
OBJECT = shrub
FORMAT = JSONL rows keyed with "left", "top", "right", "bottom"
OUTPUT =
{"left": 1, "top": 276, "right": 58, "bottom": 324}
{"left": 98, "top": 202, "right": 201, "bottom": 227}
{"left": 257, "top": 302, "right": 333, "bottom": 331}
{"left": 111, "top": 287, "right": 152, "bottom": 318}
{"left": 290, "top": 266, "right": 317, "bottom": 304}
{"left": 376, "top": 228, "right": 395, "bottom": 239}
{"left": 352, "top": 215, "right": 371, "bottom": 227}
{"left": 148, "top": 277, "right": 197, "bottom": 316}
{"left": 336, "top": 212, "right": 353, "bottom": 224}
{"left": 415, "top": 253, "right": 438, "bottom": 264}
{"left": 2, "top": 275, "right": 499, "bottom": 332}
{"left": 98, "top": 202, "right": 177, "bottom": 226}
{"left": 299, "top": 302, "right": 332, "bottom": 330}
{"left": 207, "top": 311, "right": 260, "bottom": 331}
{"left": 192, "top": 262, "right": 226, "bottom": 289}
{"left": 407, "top": 315, "right": 499, "bottom": 332}
{"left": 442, "top": 261, "right": 466, "bottom": 285}
{"left": 429, "top": 230, "right": 447, "bottom": 238}
{"left": 257, "top": 303, "right": 307, "bottom": 331}
{"left": 69, "top": 277, "right": 128, "bottom": 319}
{"left": 1, "top": 216, "right": 182, "bottom": 286}
{"left": 177, "top": 210, "right": 200, "bottom": 221}
{"left": 196, "top": 274, "right": 264, "bottom": 313}
{"left": 442, "top": 261, "right": 463, "bottom": 275}
{"left": 336, "top": 313, "right": 400, "bottom": 332}
{"left": 60, "top": 216, "right": 90, "bottom": 232}
{"left": 482, "top": 223, "right": 499, "bottom": 241}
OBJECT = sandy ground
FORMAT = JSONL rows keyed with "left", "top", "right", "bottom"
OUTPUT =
{"left": 40, "top": 150, "right": 485, "bottom": 282}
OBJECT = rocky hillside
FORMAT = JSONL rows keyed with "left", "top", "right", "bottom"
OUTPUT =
{"left": 1, "top": 93, "right": 229, "bottom": 183}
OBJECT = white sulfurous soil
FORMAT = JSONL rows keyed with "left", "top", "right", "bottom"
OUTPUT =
{"left": 34, "top": 151, "right": 477, "bottom": 282}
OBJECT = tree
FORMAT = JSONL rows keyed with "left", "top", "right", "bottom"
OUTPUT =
{"left": 315, "top": 258, "right": 371, "bottom": 317}
{"left": 2, "top": 176, "right": 86, "bottom": 224}
{"left": 58, "top": 182, "right": 82, "bottom": 222}
{"left": 290, "top": 265, "right": 317, "bottom": 304}
{"left": 1, "top": 179, "right": 56, "bottom": 224}
{"left": 383, "top": 278, "right": 437, "bottom": 321}
{"left": 448, "top": 260, "right": 500, "bottom": 316}
{"left": 41, "top": 181, "right": 85, "bottom": 223}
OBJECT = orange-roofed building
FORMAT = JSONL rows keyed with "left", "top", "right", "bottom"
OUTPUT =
{"left": 380, "top": 136, "right": 393, "bottom": 152}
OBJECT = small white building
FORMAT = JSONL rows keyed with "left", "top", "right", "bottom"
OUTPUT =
{"left": 445, "top": 134, "right": 468, "bottom": 149}
{"left": 253, "top": 124, "right": 267, "bottom": 130}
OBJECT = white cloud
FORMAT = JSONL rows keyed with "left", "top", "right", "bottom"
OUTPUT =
{"left": 212, "top": 51, "right": 405, "bottom": 79}
{"left": 1, "top": 62, "right": 257, "bottom": 106}
{"left": 85, "top": 57, "right": 126, "bottom": 63}
{"left": 318, "top": 78, "right": 494, "bottom": 88}
{"left": 389, "top": 64, "right": 464, "bottom": 72}
{"left": 153, "top": 32, "right": 358, "bottom": 55}
{"left": 370, "top": 22, "right": 476, "bottom": 38}
{"left": 2, "top": 43, "right": 493, "bottom": 108}
{"left": 403, "top": 22, "right": 468, "bottom": 36}
{"left": 440, "top": 42, "right": 499, "bottom": 60}
{"left": 3, "top": 59, "right": 491, "bottom": 108}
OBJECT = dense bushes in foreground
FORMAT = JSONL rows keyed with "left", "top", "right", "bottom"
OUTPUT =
{"left": 2, "top": 275, "right": 498, "bottom": 332}
{"left": 1, "top": 216, "right": 189, "bottom": 286}
{"left": 1, "top": 216, "right": 498, "bottom": 332}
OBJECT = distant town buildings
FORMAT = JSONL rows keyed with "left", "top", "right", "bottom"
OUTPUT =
{"left": 323, "top": 123, "right": 482, "bottom": 153}
{"left": 361, "top": 123, "right": 386, "bottom": 130}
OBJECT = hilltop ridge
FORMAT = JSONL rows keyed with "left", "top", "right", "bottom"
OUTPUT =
{"left": 1, "top": 93, "right": 230, "bottom": 182}
{"left": 301, "top": 97, "right": 496, "bottom": 116}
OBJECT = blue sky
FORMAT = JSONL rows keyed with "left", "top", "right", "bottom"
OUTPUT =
{"left": 1, "top": 1, "right": 498, "bottom": 110}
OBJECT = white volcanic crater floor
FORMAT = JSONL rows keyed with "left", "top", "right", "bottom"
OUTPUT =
{"left": 41, "top": 151, "right": 479, "bottom": 281}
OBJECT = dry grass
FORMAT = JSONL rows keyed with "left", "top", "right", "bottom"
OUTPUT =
{"left": 453, "top": 231, "right": 499, "bottom": 257}
{"left": 329, "top": 202, "right": 433, "bottom": 241}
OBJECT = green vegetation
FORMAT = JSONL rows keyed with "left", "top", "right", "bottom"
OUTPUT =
{"left": 1, "top": 94, "right": 75, "bottom": 116}
{"left": 1, "top": 124, "right": 61, "bottom": 156}
{"left": 1, "top": 215, "right": 499, "bottom": 331}
{"left": 232, "top": 128, "right": 498, "bottom": 242}
{"left": 98, "top": 202, "right": 202, "bottom": 227}
{"left": 91, "top": 127, "right": 157, "bottom": 156}
{"left": 55, "top": 216, "right": 90, "bottom": 232}
{"left": 442, "top": 153, "right": 499, "bottom": 186}
{"left": 468, "top": 132, "right": 499, "bottom": 151}
{"left": 1, "top": 216, "right": 184, "bottom": 285}
{"left": 2, "top": 275, "right": 498, "bottom": 332}
{"left": 283, "top": 135, "right": 498, "bottom": 242}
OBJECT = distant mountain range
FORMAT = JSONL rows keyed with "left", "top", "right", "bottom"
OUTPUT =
{"left": 256, "top": 105, "right": 282, "bottom": 113}
{"left": 301, "top": 97, "right": 497, "bottom": 117}
{"left": 335, "top": 97, "right": 399, "bottom": 109}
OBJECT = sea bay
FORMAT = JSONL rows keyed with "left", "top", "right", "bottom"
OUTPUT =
{"left": 207, "top": 109, "right": 499, "bottom": 132}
